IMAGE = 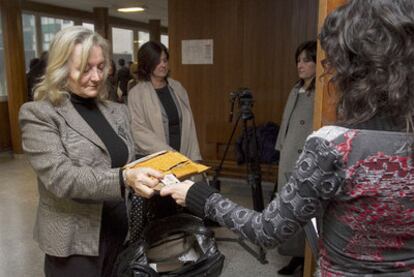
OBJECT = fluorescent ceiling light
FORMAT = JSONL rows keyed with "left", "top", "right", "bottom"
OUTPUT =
{"left": 117, "top": 7, "right": 145, "bottom": 13}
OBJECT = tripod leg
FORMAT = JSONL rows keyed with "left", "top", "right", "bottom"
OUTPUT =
{"left": 216, "top": 237, "right": 268, "bottom": 264}
{"left": 213, "top": 110, "right": 268, "bottom": 264}
{"left": 211, "top": 113, "right": 243, "bottom": 191}
{"left": 242, "top": 119, "right": 265, "bottom": 212}
{"left": 239, "top": 117, "right": 267, "bottom": 263}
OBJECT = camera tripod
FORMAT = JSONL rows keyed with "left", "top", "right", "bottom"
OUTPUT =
{"left": 209, "top": 92, "right": 267, "bottom": 264}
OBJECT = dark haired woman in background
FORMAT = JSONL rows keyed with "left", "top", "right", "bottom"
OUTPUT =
{"left": 26, "top": 51, "right": 48, "bottom": 101}
{"left": 148, "top": 0, "right": 414, "bottom": 275}
{"left": 127, "top": 41, "right": 201, "bottom": 226}
{"left": 274, "top": 40, "right": 317, "bottom": 275}
{"left": 106, "top": 59, "right": 121, "bottom": 102}
{"left": 127, "top": 41, "right": 201, "bottom": 161}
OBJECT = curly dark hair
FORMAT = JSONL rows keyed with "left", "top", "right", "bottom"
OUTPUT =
{"left": 137, "top": 41, "right": 169, "bottom": 81}
{"left": 319, "top": 0, "right": 414, "bottom": 126}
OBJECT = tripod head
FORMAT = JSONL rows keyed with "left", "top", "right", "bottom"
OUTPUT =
{"left": 229, "top": 88, "right": 254, "bottom": 122}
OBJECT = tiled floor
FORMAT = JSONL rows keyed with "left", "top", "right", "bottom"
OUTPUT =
{"left": 0, "top": 153, "right": 302, "bottom": 277}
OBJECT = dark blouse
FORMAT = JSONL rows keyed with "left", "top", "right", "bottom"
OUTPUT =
{"left": 187, "top": 124, "right": 414, "bottom": 276}
{"left": 155, "top": 85, "right": 181, "bottom": 151}
{"left": 70, "top": 93, "right": 128, "bottom": 167}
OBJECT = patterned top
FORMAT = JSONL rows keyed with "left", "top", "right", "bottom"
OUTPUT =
{"left": 187, "top": 125, "right": 414, "bottom": 276}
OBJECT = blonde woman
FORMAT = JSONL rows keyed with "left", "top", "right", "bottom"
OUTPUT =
{"left": 19, "top": 26, "right": 162, "bottom": 276}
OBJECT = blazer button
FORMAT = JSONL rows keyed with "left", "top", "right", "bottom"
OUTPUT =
{"left": 300, "top": 120, "right": 305, "bottom": 125}
{"left": 298, "top": 149, "right": 302, "bottom": 154}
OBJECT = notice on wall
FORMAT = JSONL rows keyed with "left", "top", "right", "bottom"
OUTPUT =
{"left": 181, "top": 39, "right": 213, "bottom": 64}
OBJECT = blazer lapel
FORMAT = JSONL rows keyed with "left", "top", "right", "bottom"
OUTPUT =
{"left": 98, "top": 102, "right": 135, "bottom": 162}
{"left": 146, "top": 81, "right": 167, "bottom": 140}
{"left": 168, "top": 79, "right": 187, "bottom": 109}
{"left": 98, "top": 101, "right": 117, "bottom": 135}
{"left": 281, "top": 87, "right": 300, "bottom": 137}
{"left": 56, "top": 98, "right": 107, "bottom": 152}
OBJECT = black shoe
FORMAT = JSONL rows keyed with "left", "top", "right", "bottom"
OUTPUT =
{"left": 277, "top": 257, "right": 304, "bottom": 275}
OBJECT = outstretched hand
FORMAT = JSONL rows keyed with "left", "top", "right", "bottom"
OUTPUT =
{"left": 160, "top": 180, "right": 195, "bottom": 206}
{"left": 124, "top": 167, "right": 163, "bottom": 198}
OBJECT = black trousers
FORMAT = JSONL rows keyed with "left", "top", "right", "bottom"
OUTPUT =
{"left": 44, "top": 201, "right": 128, "bottom": 277}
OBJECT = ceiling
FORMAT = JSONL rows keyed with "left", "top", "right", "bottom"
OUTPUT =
{"left": 27, "top": 0, "right": 168, "bottom": 27}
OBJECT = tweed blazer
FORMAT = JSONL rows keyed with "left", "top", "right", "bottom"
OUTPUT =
{"left": 19, "top": 97, "right": 135, "bottom": 257}
{"left": 127, "top": 78, "right": 201, "bottom": 161}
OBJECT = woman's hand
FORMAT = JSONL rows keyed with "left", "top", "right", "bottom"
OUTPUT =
{"left": 160, "top": 180, "right": 194, "bottom": 206}
{"left": 124, "top": 167, "right": 163, "bottom": 198}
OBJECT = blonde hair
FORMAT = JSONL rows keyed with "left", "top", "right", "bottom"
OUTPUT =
{"left": 34, "top": 26, "right": 110, "bottom": 105}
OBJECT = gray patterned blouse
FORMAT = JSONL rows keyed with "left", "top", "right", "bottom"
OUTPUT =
{"left": 186, "top": 126, "right": 414, "bottom": 276}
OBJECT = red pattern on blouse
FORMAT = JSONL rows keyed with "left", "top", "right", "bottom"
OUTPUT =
{"left": 334, "top": 132, "right": 414, "bottom": 267}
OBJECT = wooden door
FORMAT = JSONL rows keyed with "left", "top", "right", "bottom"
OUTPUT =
{"left": 303, "top": 0, "right": 348, "bottom": 276}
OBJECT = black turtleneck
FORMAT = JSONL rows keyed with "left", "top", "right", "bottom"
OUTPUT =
{"left": 155, "top": 85, "right": 181, "bottom": 151}
{"left": 70, "top": 93, "right": 129, "bottom": 246}
{"left": 70, "top": 93, "right": 128, "bottom": 168}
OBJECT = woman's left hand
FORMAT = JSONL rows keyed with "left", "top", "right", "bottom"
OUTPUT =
{"left": 160, "top": 180, "right": 194, "bottom": 206}
{"left": 124, "top": 167, "right": 163, "bottom": 198}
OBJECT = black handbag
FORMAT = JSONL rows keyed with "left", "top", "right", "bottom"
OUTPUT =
{"left": 114, "top": 213, "right": 225, "bottom": 277}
